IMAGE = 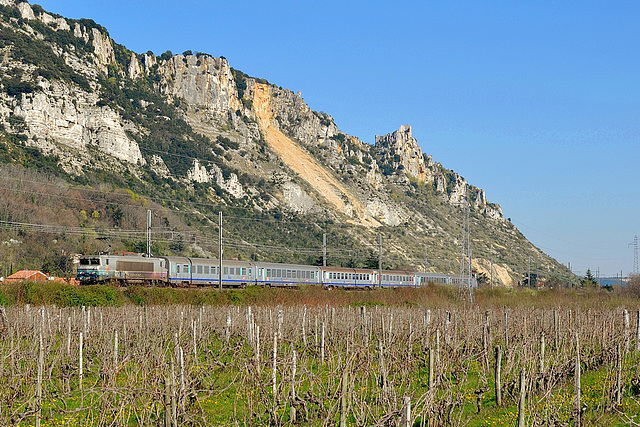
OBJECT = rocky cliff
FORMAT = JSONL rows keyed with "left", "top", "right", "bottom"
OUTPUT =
{"left": 0, "top": 0, "right": 564, "bottom": 285}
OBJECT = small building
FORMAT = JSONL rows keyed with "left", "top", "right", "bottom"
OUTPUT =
{"left": 5, "top": 270, "right": 49, "bottom": 282}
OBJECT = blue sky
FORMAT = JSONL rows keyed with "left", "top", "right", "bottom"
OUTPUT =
{"left": 34, "top": 0, "right": 640, "bottom": 277}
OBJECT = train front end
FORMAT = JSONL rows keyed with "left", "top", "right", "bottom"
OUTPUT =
{"left": 76, "top": 255, "right": 109, "bottom": 283}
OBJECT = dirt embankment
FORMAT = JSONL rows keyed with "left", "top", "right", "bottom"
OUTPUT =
{"left": 252, "top": 83, "right": 378, "bottom": 227}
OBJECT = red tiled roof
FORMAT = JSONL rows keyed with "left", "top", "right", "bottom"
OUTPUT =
{"left": 6, "top": 270, "right": 48, "bottom": 281}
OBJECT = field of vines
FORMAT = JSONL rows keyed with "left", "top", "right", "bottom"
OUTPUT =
{"left": 2, "top": 303, "right": 640, "bottom": 426}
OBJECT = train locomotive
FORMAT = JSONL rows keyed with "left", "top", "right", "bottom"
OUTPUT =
{"left": 77, "top": 253, "right": 477, "bottom": 289}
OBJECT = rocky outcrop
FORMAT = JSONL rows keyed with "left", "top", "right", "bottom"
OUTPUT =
{"left": 17, "top": 2, "right": 35, "bottom": 20}
{"left": 11, "top": 86, "right": 143, "bottom": 167}
{"left": 375, "top": 125, "right": 503, "bottom": 219}
{"left": 158, "top": 55, "right": 241, "bottom": 113}
{"left": 375, "top": 125, "right": 428, "bottom": 182}
{"left": 91, "top": 28, "right": 115, "bottom": 67}
{"left": 266, "top": 85, "right": 339, "bottom": 147}
{"left": 187, "top": 160, "right": 246, "bottom": 199}
{"left": 128, "top": 53, "right": 143, "bottom": 80}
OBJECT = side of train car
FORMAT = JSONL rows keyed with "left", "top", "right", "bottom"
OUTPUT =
{"left": 76, "top": 254, "right": 477, "bottom": 288}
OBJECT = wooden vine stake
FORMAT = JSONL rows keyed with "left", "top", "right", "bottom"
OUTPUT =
{"left": 517, "top": 368, "right": 526, "bottom": 427}
{"left": 272, "top": 332, "right": 277, "bottom": 402}
{"left": 636, "top": 310, "right": 640, "bottom": 352}
{"left": 79, "top": 332, "right": 83, "bottom": 391}
{"left": 575, "top": 332, "right": 581, "bottom": 427}
{"left": 428, "top": 345, "right": 434, "bottom": 391}
{"left": 495, "top": 346, "right": 502, "bottom": 407}
{"left": 615, "top": 342, "right": 622, "bottom": 406}
{"left": 553, "top": 309, "right": 559, "bottom": 349}
{"left": 290, "top": 350, "right": 297, "bottom": 423}
{"left": 401, "top": 396, "right": 411, "bottom": 427}
{"left": 113, "top": 330, "right": 118, "bottom": 366}
{"left": 36, "top": 333, "right": 43, "bottom": 427}
{"left": 321, "top": 322, "right": 326, "bottom": 365}
{"left": 624, "top": 309, "right": 630, "bottom": 353}
{"left": 339, "top": 363, "right": 349, "bottom": 427}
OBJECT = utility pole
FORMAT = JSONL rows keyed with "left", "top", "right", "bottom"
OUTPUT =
{"left": 219, "top": 211, "right": 223, "bottom": 290}
{"left": 323, "top": 234, "right": 327, "bottom": 267}
{"left": 468, "top": 248, "right": 474, "bottom": 302}
{"left": 490, "top": 255, "right": 494, "bottom": 290}
{"left": 528, "top": 255, "right": 531, "bottom": 288}
{"left": 146, "top": 209, "right": 151, "bottom": 256}
{"left": 630, "top": 236, "right": 639, "bottom": 274}
{"left": 424, "top": 247, "right": 428, "bottom": 273}
{"left": 378, "top": 234, "right": 382, "bottom": 288}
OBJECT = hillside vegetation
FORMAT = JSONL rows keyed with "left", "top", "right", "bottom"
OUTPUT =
{"left": 0, "top": 1, "right": 572, "bottom": 286}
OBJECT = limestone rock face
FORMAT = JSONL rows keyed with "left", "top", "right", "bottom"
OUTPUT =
{"left": 267, "top": 86, "right": 339, "bottom": 146}
{"left": 374, "top": 125, "right": 503, "bottom": 219}
{"left": 73, "top": 23, "right": 89, "bottom": 42}
{"left": 12, "top": 87, "right": 143, "bottom": 167}
{"left": 128, "top": 53, "right": 143, "bottom": 80}
{"left": 39, "top": 12, "right": 70, "bottom": 31}
{"left": 375, "top": 125, "right": 427, "bottom": 182}
{"left": 366, "top": 199, "right": 402, "bottom": 226}
{"left": 17, "top": 2, "right": 35, "bottom": 20}
{"left": 281, "top": 182, "right": 317, "bottom": 214}
{"left": 91, "top": 28, "right": 115, "bottom": 67}
{"left": 158, "top": 55, "right": 241, "bottom": 112}
{"left": 186, "top": 160, "right": 246, "bottom": 199}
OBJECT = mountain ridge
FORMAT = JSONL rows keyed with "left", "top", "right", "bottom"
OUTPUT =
{"left": 0, "top": 0, "right": 569, "bottom": 286}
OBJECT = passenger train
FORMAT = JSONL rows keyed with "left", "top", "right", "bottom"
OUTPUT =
{"left": 76, "top": 253, "right": 477, "bottom": 289}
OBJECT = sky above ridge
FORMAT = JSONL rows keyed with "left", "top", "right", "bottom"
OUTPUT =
{"left": 34, "top": 0, "right": 640, "bottom": 277}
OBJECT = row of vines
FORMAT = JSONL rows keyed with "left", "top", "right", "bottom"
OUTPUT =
{"left": 1, "top": 304, "right": 640, "bottom": 426}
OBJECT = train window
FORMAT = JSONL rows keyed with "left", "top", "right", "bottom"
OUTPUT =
{"left": 105, "top": 259, "right": 109, "bottom": 266}
{"left": 204, "top": 266, "right": 209, "bottom": 274}
{"left": 224, "top": 267, "right": 229, "bottom": 275}
{"left": 230, "top": 268, "right": 236, "bottom": 275}
{"left": 277, "top": 269, "right": 282, "bottom": 277}
{"left": 184, "top": 265, "right": 189, "bottom": 273}
{"left": 197, "top": 265, "right": 203, "bottom": 275}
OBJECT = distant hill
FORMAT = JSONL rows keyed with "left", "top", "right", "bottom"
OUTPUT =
{"left": 0, "top": 0, "right": 572, "bottom": 285}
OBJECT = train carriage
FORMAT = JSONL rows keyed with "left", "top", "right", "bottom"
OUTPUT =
{"left": 164, "top": 257, "right": 255, "bottom": 287}
{"left": 321, "top": 266, "right": 377, "bottom": 289}
{"left": 255, "top": 262, "right": 321, "bottom": 287}
{"left": 379, "top": 269, "right": 416, "bottom": 287}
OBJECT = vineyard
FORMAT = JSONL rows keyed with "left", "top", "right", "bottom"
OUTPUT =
{"left": 1, "top": 300, "right": 640, "bottom": 426}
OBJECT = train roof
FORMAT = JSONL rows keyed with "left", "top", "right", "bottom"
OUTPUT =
{"left": 321, "top": 266, "right": 376, "bottom": 273}
{"left": 255, "top": 262, "right": 321, "bottom": 269}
